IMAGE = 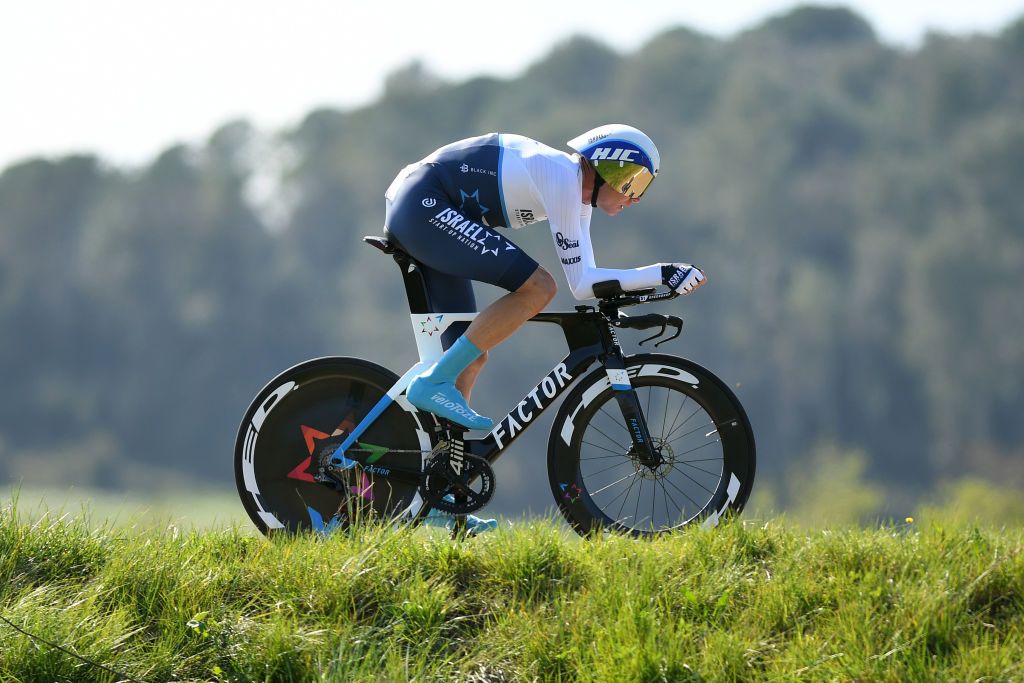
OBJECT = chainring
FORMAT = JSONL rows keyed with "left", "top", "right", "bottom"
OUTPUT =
{"left": 423, "top": 451, "right": 495, "bottom": 514}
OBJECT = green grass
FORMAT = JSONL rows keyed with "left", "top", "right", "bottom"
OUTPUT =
{"left": 1, "top": 504, "right": 1022, "bottom": 682}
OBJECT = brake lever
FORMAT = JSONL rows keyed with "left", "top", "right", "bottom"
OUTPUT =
{"left": 654, "top": 315, "right": 684, "bottom": 347}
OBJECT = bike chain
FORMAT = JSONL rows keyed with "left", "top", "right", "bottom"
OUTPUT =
{"left": 313, "top": 433, "right": 424, "bottom": 483}
{"left": 312, "top": 430, "right": 496, "bottom": 515}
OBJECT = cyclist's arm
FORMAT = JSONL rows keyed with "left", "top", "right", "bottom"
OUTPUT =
{"left": 549, "top": 205, "right": 662, "bottom": 300}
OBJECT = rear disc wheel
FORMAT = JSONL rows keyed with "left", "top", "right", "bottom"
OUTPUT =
{"left": 234, "top": 357, "right": 434, "bottom": 535}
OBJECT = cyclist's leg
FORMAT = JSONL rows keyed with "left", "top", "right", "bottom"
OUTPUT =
{"left": 404, "top": 268, "right": 553, "bottom": 429}
{"left": 385, "top": 174, "right": 524, "bottom": 430}
{"left": 418, "top": 268, "right": 486, "bottom": 401}
{"left": 406, "top": 330, "right": 494, "bottom": 429}
{"left": 457, "top": 351, "right": 487, "bottom": 403}
{"left": 385, "top": 167, "right": 542, "bottom": 429}
{"left": 415, "top": 266, "right": 558, "bottom": 402}
{"left": 389, "top": 218, "right": 554, "bottom": 399}
{"left": 384, "top": 180, "right": 540, "bottom": 295}
{"left": 382, "top": 253, "right": 491, "bottom": 428}
{"left": 464, "top": 267, "right": 556, "bottom": 350}
{"left": 433, "top": 265, "right": 554, "bottom": 404}
{"left": 421, "top": 266, "right": 476, "bottom": 312}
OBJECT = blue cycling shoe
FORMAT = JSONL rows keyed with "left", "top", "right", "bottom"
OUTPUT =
{"left": 406, "top": 377, "right": 495, "bottom": 431}
{"left": 406, "top": 336, "right": 495, "bottom": 430}
{"left": 423, "top": 498, "right": 499, "bottom": 535}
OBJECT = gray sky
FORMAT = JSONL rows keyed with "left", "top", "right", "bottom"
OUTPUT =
{"left": 2, "top": 0, "right": 1022, "bottom": 170}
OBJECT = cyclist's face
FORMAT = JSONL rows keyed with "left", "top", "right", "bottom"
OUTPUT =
{"left": 596, "top": 184, "right": 641, "bottom": 216}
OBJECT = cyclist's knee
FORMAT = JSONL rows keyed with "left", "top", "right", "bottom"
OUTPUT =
{"left": 519, "top": 266, "right": 557, "bottom": 304}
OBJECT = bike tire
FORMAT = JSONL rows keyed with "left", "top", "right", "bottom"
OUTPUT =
{"left": 547, "top": 353, "right": 755, "bottom": 537}
{"left": 234, "top": 356, "right": 434, "bottom": 535}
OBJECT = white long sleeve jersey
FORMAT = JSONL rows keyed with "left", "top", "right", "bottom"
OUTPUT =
{"left": 392, "top": 133, "right": 664, "bottom": 300}
{"left": 496, "top": 134, "right": 662, "bottom": 299}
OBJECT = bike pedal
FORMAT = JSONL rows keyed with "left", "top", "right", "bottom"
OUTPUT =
{"left": 435, "top": 418, "right": 469, "bottom": 433}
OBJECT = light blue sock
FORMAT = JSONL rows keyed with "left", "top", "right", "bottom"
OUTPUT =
{"left": 406, "top": 336, "right": 494, "bottom": 430}
{"left": 422, "top": 336, "right": 482, "bottom": 382}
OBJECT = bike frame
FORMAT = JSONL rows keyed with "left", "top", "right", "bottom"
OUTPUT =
{"left": 328, "top": 238, "right": 664, "bottom": 472}
{"left": 330, "top": 310, "right": 644, "bottom": 466}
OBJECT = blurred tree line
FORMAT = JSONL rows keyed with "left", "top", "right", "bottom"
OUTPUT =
{"left": 2, "top": 5, "right": 1022, "bottom": 519}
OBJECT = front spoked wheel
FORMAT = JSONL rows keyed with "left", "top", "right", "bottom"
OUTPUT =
{"left": 548, "top": 353, "right": 755, "bottom": 537}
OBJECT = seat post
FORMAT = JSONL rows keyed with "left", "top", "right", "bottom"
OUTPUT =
{"left": 362, "top": 235, "right": 432, "bottom": 314}
{"left": 391, "top": 251, "right": 432, "bottom": 315}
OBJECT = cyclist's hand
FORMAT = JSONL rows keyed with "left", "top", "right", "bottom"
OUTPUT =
{"left": 661, "top": 263, "right": 706, "bottom": 295}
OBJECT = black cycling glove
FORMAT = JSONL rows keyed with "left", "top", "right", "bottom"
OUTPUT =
{"left": 661, "top": 263, "right": 706, "bottom": 294}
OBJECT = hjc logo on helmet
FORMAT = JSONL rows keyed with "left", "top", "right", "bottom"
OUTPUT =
{"left": 590, "top": 148, "right": 638, "bottom": 163}
{"left": 567, "top": 124, "right": 660, "bottom": 178}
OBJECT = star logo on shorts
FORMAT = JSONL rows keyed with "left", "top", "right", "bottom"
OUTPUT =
{"left": 478, "top": 231, "right": 500, "bottom": 256}
{"left": 458, "top": 189, "right": 489, "bottom": 220}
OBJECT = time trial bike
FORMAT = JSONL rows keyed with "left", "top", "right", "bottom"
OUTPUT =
{"left": 234, "top": 236, "right": 755, "bottom": 537}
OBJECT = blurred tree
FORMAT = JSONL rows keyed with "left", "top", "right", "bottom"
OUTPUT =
{"left": 1, "top": 6, "right": 1023, "bottom": 519}
{"left": 754, "top": 5, "right": 876, "bottom": 47}
{"left": 780, "top": 442, "right": 886, "bottom": 526}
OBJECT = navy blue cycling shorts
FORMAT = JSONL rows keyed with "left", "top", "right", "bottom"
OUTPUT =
{"left": 384, "top": 164, "right": 539, "bottom": 313}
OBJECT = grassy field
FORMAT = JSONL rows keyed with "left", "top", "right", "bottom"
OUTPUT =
{"left": 2, "top": 487, "right": 250, "bottom": 533}
{"left": 1, "top": 502, "right": 1022, "bottom": 682}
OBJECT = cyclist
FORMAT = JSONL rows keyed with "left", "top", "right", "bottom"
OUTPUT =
{"left": 385, "top": 124, "right": 706, "bottom": 432}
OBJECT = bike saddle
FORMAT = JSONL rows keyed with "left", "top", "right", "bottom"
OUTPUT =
{"left": 363, "top": 235, "right": 410, "bottom": 257}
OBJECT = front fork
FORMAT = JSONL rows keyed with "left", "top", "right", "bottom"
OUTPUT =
{"left": 604, "top": 353, "right": 660, "bottom": 467}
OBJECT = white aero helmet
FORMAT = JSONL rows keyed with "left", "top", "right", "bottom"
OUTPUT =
{"left": 567, "top": 124, "right": 660, "bottom": 201}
